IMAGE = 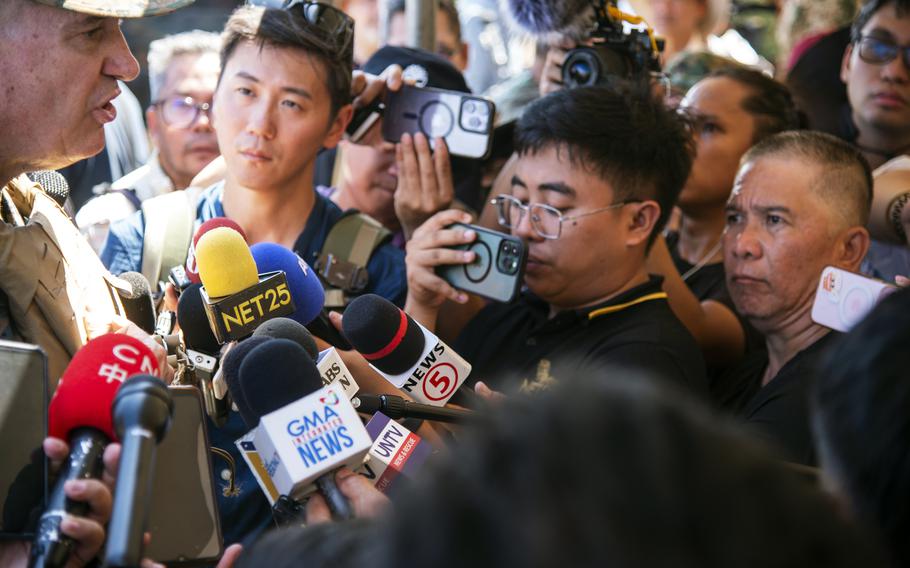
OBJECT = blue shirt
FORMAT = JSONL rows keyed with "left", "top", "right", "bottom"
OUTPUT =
{"left": 100, "top": 183, "right": 407, "bottom": 545}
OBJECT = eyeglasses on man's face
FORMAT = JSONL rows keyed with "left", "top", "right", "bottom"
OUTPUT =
{"left": 490, "top": 194, "right": 632, "bottom": 240}
{"left": 856, "top": 35, "right": 910, "bottom": 69}
{"left": 153, "top": 95, "right": 213, "bottom": 128}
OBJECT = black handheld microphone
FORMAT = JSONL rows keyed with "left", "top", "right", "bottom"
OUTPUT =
{"left": 353, "top": 394, "right": 474, "bottom": 424}
{"left": 117, "top": 271, "right": 157, "bottom": 335}
{"left": 105, "top": 375, "right": 173, "bottom": 568}
{"left": 239, "top": 339, "right": 355, "bottom": 521}
{"left": 177, "top": 284, "right": 230, "bottom": 426}
{"left": 253, "top": 317, "right": 319, "bottom": 359}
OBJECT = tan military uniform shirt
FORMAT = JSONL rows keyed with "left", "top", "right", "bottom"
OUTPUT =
{"left": 0, "top": 175, "right": 124, "bottom": 386}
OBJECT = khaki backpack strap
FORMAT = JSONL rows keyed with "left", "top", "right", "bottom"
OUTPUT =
{"left": 140, "top": 191, "right": 195, "bottom": 287}
{"left": 315, "top": 212, "right": 392, "bottom": 307}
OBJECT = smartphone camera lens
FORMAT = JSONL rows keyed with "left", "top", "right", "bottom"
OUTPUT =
{"left": 497, "top": 241, "right": 520, "bottom": 275}
{"left": 460, "top": 98, "right": 490, "bottom": 133}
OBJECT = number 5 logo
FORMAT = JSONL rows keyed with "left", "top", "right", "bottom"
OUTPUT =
{"left": 423, "top": 362, "right": 458, "bottom": 402}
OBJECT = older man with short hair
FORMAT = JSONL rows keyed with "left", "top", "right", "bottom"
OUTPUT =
{"left": 717, "top": 130, "right": 872, "bottom": 466}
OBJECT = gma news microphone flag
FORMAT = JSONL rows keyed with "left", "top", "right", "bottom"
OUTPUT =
{"left": 236, "top": 349, "right": 363, "bottom": 504}
{"left": 252, "top": 383, "right": 371, "bottom": 500}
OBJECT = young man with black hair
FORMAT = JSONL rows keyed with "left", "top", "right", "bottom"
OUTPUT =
{"left": 403, "top": 86, "right": 707, "bottom": 396}
{"left": 101, "top": 4, "right": 407, "bottom": 545}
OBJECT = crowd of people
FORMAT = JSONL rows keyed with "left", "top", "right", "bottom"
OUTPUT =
{"left": 1, "top": 0, "right": 910, "bottom": 566}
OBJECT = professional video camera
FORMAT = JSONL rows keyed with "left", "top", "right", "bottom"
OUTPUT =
{"left": 506, "top": 0, "right": 664, "bottom": 89}
{"left": 561, "top": 0, "right": 663, "bottom": 88}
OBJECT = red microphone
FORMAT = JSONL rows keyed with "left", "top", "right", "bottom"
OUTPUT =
{"left": 32, "top": 334, "right": 159, "bottom": 568}
{"left": 185, "top": 217, "right": 247, "bottom": 284}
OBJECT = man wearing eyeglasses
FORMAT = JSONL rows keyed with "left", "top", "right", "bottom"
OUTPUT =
{"left": 404, "top": 86, "right": 707, "bottom": 397}
{"left": 838, "top": 0, "right": 910, "bottom": 281}
{"left": 77, "top": 30, "right": 221, "bottom": 252}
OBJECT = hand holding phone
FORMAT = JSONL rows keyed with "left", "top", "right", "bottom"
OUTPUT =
{"left": 811, "top": 266, "right": 897, "bottom": 332}
{"left": 382, "top": 85, "right": 495, "bottom": 159}
{"left": 435, "top": 223, "right": 526, "bottom": 303}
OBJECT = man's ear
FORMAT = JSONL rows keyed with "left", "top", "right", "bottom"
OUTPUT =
{"left": 835, "top": 225, "right": 871, "bottom": 271}
{"left": 625, "top": 201, "right": 661, "bottom": 248}
{"left": 323, "top": 103, "right": 354, "bottom": 150}
{"left": 840, "top": 43, "right": 854, "bottom": 84}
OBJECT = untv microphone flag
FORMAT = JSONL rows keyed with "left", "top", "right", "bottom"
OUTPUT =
{"left": 364, "top": 412, "right": 432, "bottom": 493}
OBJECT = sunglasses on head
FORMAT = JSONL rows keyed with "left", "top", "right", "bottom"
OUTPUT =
{"left": 245, "top": 0, "right": 354, "bottom": 61}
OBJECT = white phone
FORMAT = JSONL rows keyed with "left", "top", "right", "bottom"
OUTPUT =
{"left": 811, "top": 266, "right": 897, "bottom": 332}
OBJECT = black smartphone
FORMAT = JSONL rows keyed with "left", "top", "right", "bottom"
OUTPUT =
{"left": 145, "top": 386, "right": 223, "bottom": 566}
{"left": 436, "top": 223, "right": 526, "bottom": 303}
{"left": 382, "top": 85, "right": 495, "bottom": 159}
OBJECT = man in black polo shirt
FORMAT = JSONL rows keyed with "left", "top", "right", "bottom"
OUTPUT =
{"left": 403, "top": 86, "right": 706, "bottom": 395}
{"left": 717, "top": 131, "right": 872, "bottom": 466}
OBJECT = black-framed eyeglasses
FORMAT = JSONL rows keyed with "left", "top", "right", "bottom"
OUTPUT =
{"left": 490, "top": 194, "right": 633, "bottom": 240}
{"left": 153, "top": 95, "right": 212, "bottom": 128}
{"left": 246, "top": 0, "right": 355, "bottom": 62}
{"left": 856, "top": 35, "right": 910, "bottom": 68}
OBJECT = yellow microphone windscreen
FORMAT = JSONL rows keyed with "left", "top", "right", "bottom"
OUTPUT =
{"left": 196, "top": 227, "right": 259, "bottom": 298}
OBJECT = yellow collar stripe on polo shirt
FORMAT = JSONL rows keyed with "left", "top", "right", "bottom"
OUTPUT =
{"left": 587, "top": 292, "right": 669, "bottom": 320}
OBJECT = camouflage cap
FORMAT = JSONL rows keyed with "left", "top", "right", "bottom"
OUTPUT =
{"left": 31, "top": 0, "right": 194, "bottom": 17}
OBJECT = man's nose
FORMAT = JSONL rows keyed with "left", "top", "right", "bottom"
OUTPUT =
{"left": 729, "top": 221, "right": 762, "bottom": 260}
{"left": 104, "top": 24, "right": 140, "bottom": 82}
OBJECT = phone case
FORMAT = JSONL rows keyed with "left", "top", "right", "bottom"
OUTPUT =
{"left": 145, "top": 386, "right": 223, "bottom": 566}
{"left": 436, "top": 223, "right": 526, "bottom": 303}
{"left": 382, "top": 85, "right": 495, "bottom": 160}
{"left": 811, "top": 266, "right": 896, "bottom": 332}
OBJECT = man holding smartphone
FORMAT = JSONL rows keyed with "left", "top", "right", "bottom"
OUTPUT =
{"left": 404, "top": 86, "right": 707, "bottom": 397}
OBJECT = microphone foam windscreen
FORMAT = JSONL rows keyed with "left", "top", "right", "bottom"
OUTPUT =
{"left": 342, "top": 294, "right": 426, "bottom": 375}
{"left": 221, "top": 335, "right": 272, "bottom": 428}
{"left": 250, "top": 242, "right": 325, "bottom": 325}
{"left": 49, "top": 333, "right": 160, "bottom": 441}
{"left": 239, "top": 339, "right": 324, "bottom": 423}
{"left": 502, "top": 0, "right": 594, "bottom": 39}
{"left": 252, "top": 317, "right": 319, "bottom": 360}
{"left": 186, "top": 217, "right": 249, "bottom": 284}
{"left": 117, "top": 271, "right": 156, "bottom": 334}
{"left": 177, "top": 284, "right": 221, "bottom": 354}
{"left": 196, "top": 227, "right": 259, "bottom": 298}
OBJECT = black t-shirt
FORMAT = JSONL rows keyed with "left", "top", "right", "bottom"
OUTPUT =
{"left": 453, "top": 276, "right": 707, "bottom": 398}
{"left": 714, "top": 332, "right": 839, "bottom": 466}
{"left": 666, "top": 231, "right": 727, "bottom": 302}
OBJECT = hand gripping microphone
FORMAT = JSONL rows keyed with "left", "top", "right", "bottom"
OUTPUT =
{"left": 114, "top": 272, "right": 157, "bottom": 334}
{"left": 196, "top": 229, "right": 296, "bottom": 343}
{"left": 31, "top": 334, "right": 159, "bottom": 568}
{"left": 176, "top": 283, "right": 230, "bottom": 426}
{"left": 105, "top": 375, "right": 173, "bottom": 568}
{"left": 239, "top": 339, "right": 372, "bottom": 520}
{"left": 183, "top": 217, "right": 249, "bottom": 285}
{"left": 342, "top": 294, "right": 471, "bottom": 405}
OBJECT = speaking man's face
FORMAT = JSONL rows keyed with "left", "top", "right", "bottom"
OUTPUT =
{"left": 0, "top": 1, "right": 139, "bottom": 175}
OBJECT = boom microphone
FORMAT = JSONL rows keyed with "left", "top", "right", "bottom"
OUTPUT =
{"left": 32, "top": 334, "right": 159, "bottom": 568}
{"left": 503, "top": 0, "right": 595, "bottom": 40}
{"left": 342, "top": 294, "right": 471, "bottom": 406}
{"left": 116, "top": 271, "right": 157, "bottom": 334}
{"left": 239, "top": 340, "right": 372, "bottom": 520}
{"left": 106, "top": 375, "right": 173, "bottom": 568}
